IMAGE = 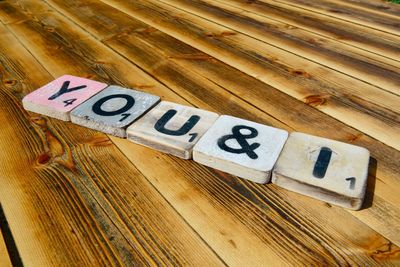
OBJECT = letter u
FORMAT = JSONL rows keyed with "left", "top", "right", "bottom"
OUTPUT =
{"left": 154, "top": 109, "right": 200, "bottom": 136}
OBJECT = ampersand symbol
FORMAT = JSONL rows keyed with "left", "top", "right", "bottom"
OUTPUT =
{"left": 217, "top": 125, "right": 260, "bottom": 159}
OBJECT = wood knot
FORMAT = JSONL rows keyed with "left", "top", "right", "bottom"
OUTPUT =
{"left": 304, "top": 95, "right": 327, "bottom": 107}
{"left": 290, "top": 69, "right": 311, "bottom": 78}
{"left": 370, "top": 242, "right": 400, "bottom": 262}
{"left": 44, "top": 26, "right": 55, "bottom": 32}
{"left": 206, "top": 31, "right": 236, "bottom": 38}
{"left": 347, "top": 133, "right": 363, "bottom": 143}
{"left": 84, "top": 74, "right": 96, "bottom": 79}
{"left": 283, "top": 25, "right": 298, "bottom": 30}
{"left": 137, "top": 27, "right": 157, "bottom": 35}
{"left": 335, "top": 34, "right": 350, "bottom": 41}
{"left": 135, "top": 27, "right": 158, "bottom": 35}
{"left": 30, "top": 116, "right": 47, "bottom": 127}
{"left": 4, "top": 79, "right": 17, "bottom": 87}
{"left": 37, "top": 153, "right": 51, "bottom": 165}
{"left": 228, "top": 239, "right": 237, "bottom": 249}
{"left": 328, "top": 9, "right": 345, "bottom": 14}
{"left": 306, "top": 38, "right": 321, "bottom": 45}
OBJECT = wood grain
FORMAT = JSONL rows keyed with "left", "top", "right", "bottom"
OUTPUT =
{"left": 36, "top": 0, "right": 400, "bottom": 247}
{"left": 163, "top": 0, "right": 400, "bottom": 95}
{"left": 0, "top": 15, "right": 223, "bottom": 267}
{"left": 40, "top": 0, "right": 400, "bottom": 255}
{"left": 112, "top": 141, "right": 400, "bottom": 266}
{"left": 98, "top": 0, "right": 400, "bottom": 152}
{"left": 272, "top": 0, "right": 400, "bottom": 36}
{"left": 1, "top": 0, "right": 400, "bottom": 266}
{"left": 219, "top": 0, "right": 400, "bottom": 61}
{"left": 332, "top": 0, "right": 400, "bottom": 18}
{"left": 329, "top": 0, "right": 400, "bottom": 18}
{"left": 0, "top": 2, "right": 296, "bottom": 265}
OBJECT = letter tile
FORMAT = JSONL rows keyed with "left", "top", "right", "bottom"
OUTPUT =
{"left": 127, "top": 101, "right": 219, "bottom": 159}
{"left": 193, "top": 115, "right": 288, "bottom": 183}
{"left": 22, "top": 75, "right": 108, "bottom": 121}
{"left": 70, "top": 85, "right": 160, "bottom": 137}
{"left": 272, "top": 132, "right": 370, "bottom": 210}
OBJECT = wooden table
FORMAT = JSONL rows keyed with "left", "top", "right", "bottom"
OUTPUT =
{"left": 1, "top": 0, "right": 399, "bottom": 266}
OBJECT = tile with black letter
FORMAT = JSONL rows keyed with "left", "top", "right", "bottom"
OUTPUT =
{"left": 22, "top": 75, "right": 108, "bottom": 121}
{"left": 127, "top": 101, "right": 219, "bottom": 159}
{"left": 193, "top": 115, "right": 288, "bottom": 183}
{"left": 272, "top": 132, "right": 370, "bottom": 210}
{"left": 70, "top": 85, "right": 160, "bottom": 137}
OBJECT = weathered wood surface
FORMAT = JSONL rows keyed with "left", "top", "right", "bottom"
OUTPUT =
{"left": 0, "top": 8, "right": 223, "bottom": 267}
{"left": 99, "top": 0, "right": 400, "bottom": 152}
{"left": 164, "top": 0, "right": 400, "bottom": 95}
{"left": 219, "top": 0, "right": 400, "bottom": 62}
{"left": 0, "top": 0, "right": 399, "bottom": 265}
{"left": 333, "top": 0, "right": 400, "bottom": 17}
{"left": 273, "top": 0, "right": 400, "bottom": 36}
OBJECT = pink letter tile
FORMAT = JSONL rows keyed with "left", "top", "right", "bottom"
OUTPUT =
{"left": 22, "top": 75, "right": 108, "bottom": 121}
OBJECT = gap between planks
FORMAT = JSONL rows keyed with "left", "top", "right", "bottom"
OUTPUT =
{"left": 2, "top": 22, "right": 227, "bottom": 265}
{"left": 98, "top": 0, "right": 400, "bottom": 152}
{"left": 35, "top": 0, "right": 400, "bottom": 236}
{"left": 158, "top": 0, "right": 400, "bottom": 96}
{"left": 217, "top": 0, "right": 400, "bottom": 69}
{"left": 15, "top": 0, "right": 400, "bottom": 255}
{"left": 219, "top": 0, "right": 400, "bottom": 63}
{"left": 3, "top": 0, "right": 400, "bottom": 264}
{"left": 272, "top": 0, "right": 400, "bottom": 37}
{"left": 0, "top": 5, "right": 289, "bottom": 265}
{"left": 328, "top": 0, "right": 400, "bottom": 19}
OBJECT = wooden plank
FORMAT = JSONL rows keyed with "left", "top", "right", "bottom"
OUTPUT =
{"left": 217, "top": 0, "right": 400, "bottom": 62}
{"left": 0, "top": 229, "right": 12, "bottom": 267}
{"left": 0, "top": 20, "right": 224, "bottom": 267}
{"left": 112, "top": 140, "right": 400, "bottom": 265}
{"left": 36, "top": 0, "right": 400, "bottom": 253}
{"left": 7, "top": 0, "right": 398, "bottom": 262}
{"left": 5, "top": 0, "right": 400, "bottom": 264}
{"left": 0, "top": 2, "right": 300, "bottom": 266}
{"left": 212, "top": 0, "right": 400, "bottom": 72}
{"left": 159, "top": 0, "right": 400, "bottom": 95}
{"left": 329, "top": 0, "right": 400, "bottom": 18}
{"left": 333, "top": 0, "right": 400, "bottom": 18}
{"left": 98, "top": 0, "right": 400, "bottom": 152}
{"left": 149, "top": 36, "right": 400, "bottom": 250}
{"left": 1, "top": 0, "right": 285, "bottom": 131}
{"left": 272, "top": 0, "right": 400, "bottom": 36}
